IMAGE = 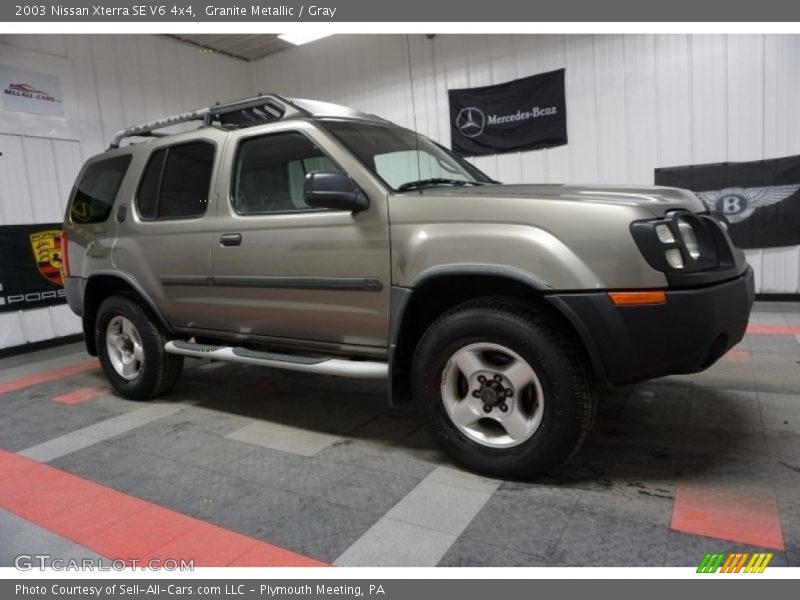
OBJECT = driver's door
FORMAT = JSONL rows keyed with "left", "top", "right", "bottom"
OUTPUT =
{"left": 206, "top": 123, "right": 391, "bottom": 351}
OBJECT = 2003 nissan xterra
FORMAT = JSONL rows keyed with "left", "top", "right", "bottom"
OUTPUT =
{"left": 63, "top": 94, "right": 754, "bottom": 477}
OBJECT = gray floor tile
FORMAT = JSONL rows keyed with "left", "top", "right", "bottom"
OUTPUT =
{"left": 457, "top": 494, "right": 572, "bottom": 559}
{"left": 334, "top": 517, "right": 455, "bottom": 567}
{"left": 257, "top": 495, "right": 380, "bottom": 563}
{"left": 438, "top": 537, "right": 548, "bottom": 567}
{"left": 386, "top": 478, "right": 497, "bottom": 536}
{"left": 758, "top": 391, "right": 800, "bottom": 434}
{"left": 310, "top": 467, "right": 422, "bottom": 515}
{"left": 226, "top": 421, "right": 343, "bottom": 457}
{"left": 316, "top": 438, "right": 442, "bottom": 479}
{"left": 551, "top": 509, "right": 668, "bottom": 566}
{"left": 574, "top": 487, "right": 674, "bottom": 526}
{"left": 0, "top": 514, "right": 104, "bottom": 568}
{"left": 0, "top": 509, "right": 28, "bottom": 539}
{"left": 172, "top": 436, "right": 260, "bottom": 470}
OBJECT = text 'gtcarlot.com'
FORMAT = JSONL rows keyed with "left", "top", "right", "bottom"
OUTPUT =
{"left": 14, "top": 555, "right": 195, "bottom": 571}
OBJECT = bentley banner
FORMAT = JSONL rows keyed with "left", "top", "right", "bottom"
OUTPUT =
{"left": 449, "top": 69, "right": 567, "bottom": 157}
{"left": 0, "top": 223, "right": 66, "bottom": 312}
{"left": 655, "top": 155, "right": 800, "bottom": 249}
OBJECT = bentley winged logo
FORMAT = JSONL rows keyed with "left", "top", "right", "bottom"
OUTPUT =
{"left": 29, "top": 230, "right": 65, "bottom": 286}
{"left": 696, "top": 185, "right": 800, "bottom": 224}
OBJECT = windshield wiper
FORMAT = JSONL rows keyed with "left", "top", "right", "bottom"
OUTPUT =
{"left": 397, "top": 178, "right": 486, "bottom": 191}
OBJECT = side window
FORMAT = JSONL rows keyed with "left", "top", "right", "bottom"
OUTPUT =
{"left": 135, "top": 142, "right": 214, "bottom": 220}
{"left": 233, "top": 132, "right": 340, "bottom": 215}
{"left": 70, "top": 155, "right": 132, "bottom": 224}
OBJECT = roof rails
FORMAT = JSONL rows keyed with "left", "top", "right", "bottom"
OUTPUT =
{"left": 109, "top": 93, "right": 308, "bottom": 149}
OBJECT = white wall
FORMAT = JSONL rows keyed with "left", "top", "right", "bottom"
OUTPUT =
{"left": 251, "top": 33, "right": 800, "bottom": 295}
{"left": 0, "top": 34, "right": 249, "bottom": 349}
{"left": 1, "top": 33, "right": 798, "bottom": 349}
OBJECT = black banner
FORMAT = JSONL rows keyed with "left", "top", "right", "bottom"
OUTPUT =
{"left": 0, "top": 223, "right": 67, "bottom": 312}
{"left": 449, "top": 69, "right": 567, "bottom": 157}
{"left": 655, "top": 156, "right": 800, "bottom": 250}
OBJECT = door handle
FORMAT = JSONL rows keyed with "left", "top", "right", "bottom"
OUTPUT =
{"left": 220, "top": 233, "right": 242, "bottom": 247}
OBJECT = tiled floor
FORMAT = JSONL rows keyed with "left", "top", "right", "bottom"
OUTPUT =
{"left": 1, "top": 301, "right": 798, "bottom": 567}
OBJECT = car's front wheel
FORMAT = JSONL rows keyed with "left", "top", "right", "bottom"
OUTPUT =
{"left": 96, "top": 294, "right": 183, "bottom": 400}
{"left": 411, "top": 298, "right": 594, "bottom": 478}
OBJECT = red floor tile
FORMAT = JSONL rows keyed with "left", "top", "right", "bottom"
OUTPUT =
{"left": 83, "top": 504, "right": 200, "bottom": 561}
{"left": 149, "top": 526, "right": 260, "bottom": 567}
{"left": 746, "top": 324, "right": 800, "bottom": 336}
{"left": 0, "top": 450, "right": 327, "bottom": 567}
{"left": 39, "top": 490, "right": 151, "bottom": 541}
{"left": 53, "top": 386, "right": 107, "bottom": 405}
{"left": 671, "top": 486, "right": 785, "bottom": 550}
{"left": 0, "top": 360, "right": 99, "bottom": 395}
{"left": 228, "top": 542, "right": 327, "bottom": 567}
{"left": 721, "top": 349, "right": 751, "bottom": 362}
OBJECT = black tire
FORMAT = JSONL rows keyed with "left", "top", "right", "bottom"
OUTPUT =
{"left": 95, "top": 294, "right": 183, "bottom": 400}
{"left": 411, "top": 297, "right": 593, "bottom": 479}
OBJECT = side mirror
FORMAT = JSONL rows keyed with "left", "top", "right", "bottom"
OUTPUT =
{"left": 304, "top": 171, "right": 369, "bottom": 213}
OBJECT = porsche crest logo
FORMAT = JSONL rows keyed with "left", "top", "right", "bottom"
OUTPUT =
{"left": 29, "top": 230, "right": 64, "bottom": 286}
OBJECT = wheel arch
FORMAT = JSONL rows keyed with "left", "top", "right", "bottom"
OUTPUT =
{"left": 82, "top": 271, "right": 172, "bottom": 356}
{"left": 389, "top": 266, "right": 609, "bottom": 405}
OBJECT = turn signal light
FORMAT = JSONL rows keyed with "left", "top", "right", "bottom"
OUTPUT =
{"left": 608, "top": 291, "right": 667, "bottom": 306}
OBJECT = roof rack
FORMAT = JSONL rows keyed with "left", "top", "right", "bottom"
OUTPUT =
{"left": 109, "top": 93, "right": 308, "bottom": 149}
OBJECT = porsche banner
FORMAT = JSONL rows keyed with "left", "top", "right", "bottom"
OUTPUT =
{"left": 0, "top": 223, "right": 67, "bottom": 312}
{"left": 449, "top": 69, "right": 567, "bottom": 157}
{"left": 655, "top": 155, "right": 800, "bottom": 250}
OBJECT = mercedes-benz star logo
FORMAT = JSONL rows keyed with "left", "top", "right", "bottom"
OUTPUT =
{"left": 456, "top": 107, "right": 485, "bottom": 138}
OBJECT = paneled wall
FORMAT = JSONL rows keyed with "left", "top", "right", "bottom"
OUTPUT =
{"left": 0, "top": 35, "right": 249, "bottom": 348}
{"left": 251, "top": 33, "right": 800, "bottom": 295}
{"left": 1, "top": 33, "right": 799, "bottom": 349}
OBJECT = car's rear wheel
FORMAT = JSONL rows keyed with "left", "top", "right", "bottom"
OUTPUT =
{"left": 411, "top": 298, "right": 594, "bottom": 478}
{"left": 96, "top": 294, "right": 183, "bottom": 400}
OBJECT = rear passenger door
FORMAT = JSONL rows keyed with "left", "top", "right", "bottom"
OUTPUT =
{"left": 112, "top": 131, "right": 227, "bottom": 329}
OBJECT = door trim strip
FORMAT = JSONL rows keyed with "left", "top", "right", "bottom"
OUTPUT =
{"left": 160, "top": 275, "right": 383, "bottom": 292}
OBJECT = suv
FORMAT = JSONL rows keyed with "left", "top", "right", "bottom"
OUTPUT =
{"left": 63, "top": 94, "right": 754, "bottom": 477}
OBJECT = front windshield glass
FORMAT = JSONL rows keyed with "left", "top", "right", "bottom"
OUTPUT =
{"left": 321, "top": 120, "right": 493, "bottom": 191}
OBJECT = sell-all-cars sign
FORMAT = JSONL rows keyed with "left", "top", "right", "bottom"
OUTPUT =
{"left": 0, "top": 64, "right": 65, "bottom": 117}
{"left": 448, "top": 69, "right": 567, "bottom": 157}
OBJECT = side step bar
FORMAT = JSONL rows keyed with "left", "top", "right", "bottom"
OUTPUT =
{"left": 164, "top": 340, "right": 388, "bottom": 379}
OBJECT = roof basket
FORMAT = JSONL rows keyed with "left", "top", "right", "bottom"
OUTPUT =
{"left": 109, "top": 93, "right": 307, "bottom": 149}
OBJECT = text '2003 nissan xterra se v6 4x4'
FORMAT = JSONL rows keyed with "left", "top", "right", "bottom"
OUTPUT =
{"left": 62, "top": 95, "right": 754, "bottom": 478}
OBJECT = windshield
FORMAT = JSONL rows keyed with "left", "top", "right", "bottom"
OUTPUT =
{"left": 321, "top": 120, "right": 494, "bottom": 191}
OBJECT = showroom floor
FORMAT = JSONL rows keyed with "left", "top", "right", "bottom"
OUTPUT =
{"left": 1, "top": 301, "right": 799, "bottom": 568}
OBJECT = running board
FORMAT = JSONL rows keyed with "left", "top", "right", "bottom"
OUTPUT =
{"left": 164, "top": 340, "right": 388, "bottom": 379}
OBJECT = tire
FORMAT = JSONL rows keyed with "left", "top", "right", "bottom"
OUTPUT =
{"left": 411, "top": 297, "right": 593, "bottom": 479}
{"left": 95, "top": 294, "right": 183, "bottom": 400}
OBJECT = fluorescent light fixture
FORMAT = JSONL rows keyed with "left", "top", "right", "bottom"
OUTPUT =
{"left": 278, "top": 33, "right": 333, "bottom": 46}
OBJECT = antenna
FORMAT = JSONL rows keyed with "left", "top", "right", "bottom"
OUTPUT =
{"left": 405, "top": 34, "right": 423, "bottom": 194}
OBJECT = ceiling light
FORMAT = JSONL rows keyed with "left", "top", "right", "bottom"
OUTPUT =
{"left": 278, "top": 33, "right": 333, "bottom": 46}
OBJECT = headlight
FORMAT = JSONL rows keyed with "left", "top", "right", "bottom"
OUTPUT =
{"left": 677, "top": 217, "right": 700, "bottom": 259}
{"left": 630, "top": 211, "right": 719, "bottom": 274}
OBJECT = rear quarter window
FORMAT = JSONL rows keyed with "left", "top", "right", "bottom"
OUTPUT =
{"left": 69, "top": 155, "right": 132, "bottom": 224}
{"left": 135, "top": 141, "right": 215, "bottom": 220}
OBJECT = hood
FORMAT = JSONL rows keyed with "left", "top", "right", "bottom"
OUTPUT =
{"left": 417, "top": 183, "right": 704, "bottom": 217}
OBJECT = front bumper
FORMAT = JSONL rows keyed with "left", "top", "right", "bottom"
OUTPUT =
{"left": 547, "top": 266, "right": 755, "bottom": 386}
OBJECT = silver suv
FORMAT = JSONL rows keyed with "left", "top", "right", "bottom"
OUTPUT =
{"left": 63, "top": 94, "right": 754, "bottom": 477}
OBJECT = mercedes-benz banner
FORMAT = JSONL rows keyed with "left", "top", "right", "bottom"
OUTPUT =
{"left": 448, "top": 69, "right": 567, "bottom": 157}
